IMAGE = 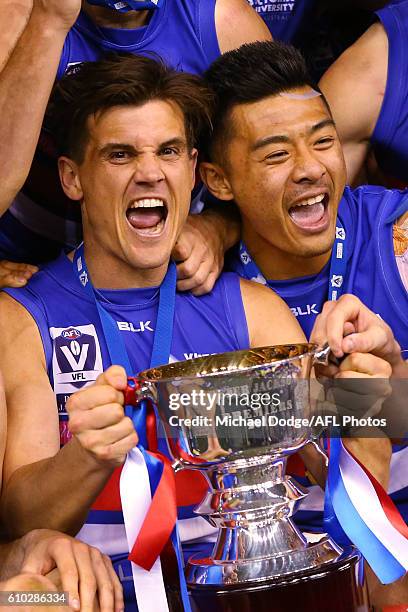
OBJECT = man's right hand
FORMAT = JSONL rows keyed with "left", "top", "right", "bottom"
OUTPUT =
{"left": 311, "top": 294, "right": 405, "bottom": 373}
{"left": 33, "top": 0, "right": 81, "bottom": 31}
{"left": 67, "top": 366, "right": 139, "bottom": 468}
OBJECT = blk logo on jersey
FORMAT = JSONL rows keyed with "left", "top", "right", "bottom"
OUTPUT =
{"left": 50, "top": 324, "right": 103, "bottom": 393}
{"left": 117, "top": 321, "right": 154, "bottom": 333}
{"left": 290, "top": 304, "right": 320, "bottom": 318}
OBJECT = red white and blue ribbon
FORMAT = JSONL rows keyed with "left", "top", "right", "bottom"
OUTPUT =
{"left": 325, "top": 436, "right": 408, "bottom": 584}
{"left": 73, "top": 245, "right": 192, "bottom": 612}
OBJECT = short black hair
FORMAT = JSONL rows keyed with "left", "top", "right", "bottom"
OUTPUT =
{"left": 47, "top": 52, "right": 214, "bottom": 164}
{"left": 203, "top": 41, "right": 328, "bottom": 162}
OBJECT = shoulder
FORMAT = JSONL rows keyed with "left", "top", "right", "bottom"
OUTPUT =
{"left": 0, "top": 290, "right": 42, "bottom": 333}
{"left": 0, "top": 291, "right": 46, "bottom": 368}
{"left": 344, "top": 184, "right": 402, "bottom": 205}
{"left": 322, "top": 22, "right": 387, "bottom": 90}
{"left": 239, "top": 278, "right": 306, "bottom": 347}
{"left": 239, "top": 277, "right": 298, "bottom": 321}
{"left": 341, "top": 185, "right": 408, "bottom": 224}
{"left": 320, "top": 22, "right": 387, "bottom": 140}
{"left": 214, "top": 0, "right": 271, "bottom": 54}
{"left": 0, "top": 259, "right": 65, "bottom": 342}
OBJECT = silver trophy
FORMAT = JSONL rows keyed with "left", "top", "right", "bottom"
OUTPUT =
{"left": 130, "top": 343, "right": 353, "bottom": 592}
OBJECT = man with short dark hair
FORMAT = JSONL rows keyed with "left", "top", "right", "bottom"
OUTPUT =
{"left": 0, "top": 53, "right": 307, "bottom": 610}
{"left": 0, "top": 0, "right": 268, "bottom": 295}
{"left": 200, "top": 39, "right": 408, "bottom": 607}
{"left": 201, "top": 40, "right": 408, "bottom": 351}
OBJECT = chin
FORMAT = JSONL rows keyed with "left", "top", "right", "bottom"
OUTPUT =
{"left": 131, "top": 250, "right": 172, "bottom": 270}
{"left": 299, "top": 240, "right": 334, "bottom": 259}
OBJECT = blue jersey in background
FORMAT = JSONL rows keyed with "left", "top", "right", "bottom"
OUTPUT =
{"left": 372, "top": 0, "right": 408, "bottom": 184}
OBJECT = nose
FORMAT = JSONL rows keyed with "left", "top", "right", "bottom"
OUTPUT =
{"left": 133, "top": 154, "right": 165, "bottom": 184}
{"left": 291, "top": 145, "right": 326, "bottom": 184}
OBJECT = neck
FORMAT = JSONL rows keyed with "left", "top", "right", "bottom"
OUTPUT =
{"left": 73, "top": 243, "right": 168, "bottom": 289}
{"left": 83, "top": 4, "right": 150, "bottom": 28}
{"left": 242, "top": 225, "right": 332, "bottom": 281}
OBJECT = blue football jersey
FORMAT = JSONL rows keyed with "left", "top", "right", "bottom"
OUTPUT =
{"left": 4, "top": 256, "right": 248, "bottom": 606}
{"left": 229, "top": 184, "right": 408, "bottom": 527}
{"left": 371, "top": 0, "right": 408, "bottom": 183}
{"left": 230, "top": 185, "right": 408, "bottom": 349}
{"left": 246, "top": 0, "right": 316, "bottom": 42}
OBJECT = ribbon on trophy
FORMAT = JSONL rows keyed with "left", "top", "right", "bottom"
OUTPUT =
{"left": 324, "top": 437, "right": 408, "bottom": 584}
{"left": 237, "top": 214, "right": 408, "bottom": 585}
{"left": 73, "top": 246, "right": 206, "bottom": 612}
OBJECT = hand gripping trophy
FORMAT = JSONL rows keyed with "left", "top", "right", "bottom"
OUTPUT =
{"left": 128, "top": 344, "right": 370, "bottom": 612}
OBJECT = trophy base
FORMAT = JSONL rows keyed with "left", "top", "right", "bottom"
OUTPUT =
{"left": 188, "top": 546, "right": 369, "bottom": 612}
{"left": 186, "top": 535, "right": 342, "bottom": 586}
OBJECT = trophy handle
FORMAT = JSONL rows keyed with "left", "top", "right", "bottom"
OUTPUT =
{"left": 313, "top": 343, "right": 333, "bottom": 366}
{"left": 124, "top": 377, "right": 187, "bottom": 472}
{"left": 313, "top": 342, "right": 343, "bottom": 367}
{"left": 124, "top": 376, "right": 157, "bottom": 406}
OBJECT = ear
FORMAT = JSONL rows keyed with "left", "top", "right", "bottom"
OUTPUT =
{"left": 200, "top": 161, "right": 234, "bottom": 201}
{"left": 189, "top": 148, "right": 198, "bottom": 188}
{"left": 58, "top": 157, "right": 83, "bottom": 201}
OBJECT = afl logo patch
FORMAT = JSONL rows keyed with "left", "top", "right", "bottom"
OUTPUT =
{"left": 61, "top": 327, "right": 82, "bottom": 340}
{"left": 49, "top": 324, "right": 103, "bottom": 394}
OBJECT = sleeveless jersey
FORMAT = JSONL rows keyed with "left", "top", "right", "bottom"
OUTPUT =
{"left": 4, "top": 256, "right": 248, "bottom": 600}
{"left": 229, "top": 184, "right": 408, "bottom": 528}
{"left": 0, "top": 0, "right": 220, "bottom": 264}
{"left": 371, "top": 0, "right": 408, "bottom": 184}
{"left": 246, "top": 0, "right": 316, "bottom": 43}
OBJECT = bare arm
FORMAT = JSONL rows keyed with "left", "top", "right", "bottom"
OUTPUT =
{"left": 0, "top": 373, "right": 6, "bottom": 493}
{"left": 0, "top": 0, "right": 81, "bottom": 215}
{"left": 240, "top": 278, "right": 306, "bottom": 346}
{"left": 0, "top": 294, "right": 136, "bottom": 538}
{"left": 319, "top": 22, "right": 387, "bottom": 186}
{"left": 215, "top": 0, "right": 271, "bottom": 55}
{"left": 0, "top": 1, "right": 32, "bottom": 72}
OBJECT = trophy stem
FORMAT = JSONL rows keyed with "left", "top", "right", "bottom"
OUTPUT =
{"left": 186, "top": 454, "right": 342, "bottom": 586}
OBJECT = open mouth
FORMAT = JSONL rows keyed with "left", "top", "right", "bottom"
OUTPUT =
{"left": 288, "top": 193, "right": 329, "bottom": 232}
{"left": 126, "top": 198, "right": 168, "bottom": 236}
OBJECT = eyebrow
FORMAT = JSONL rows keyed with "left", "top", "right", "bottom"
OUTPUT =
{"left": 98, "top": 137, "right": 188, "bottom": 156}
{"left": 251, "top": 119, "right": 336, "bottom": 152}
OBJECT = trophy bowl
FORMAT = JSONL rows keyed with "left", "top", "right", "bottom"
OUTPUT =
{"left": 130, "top": 345, "right": 368, "bottom": 611}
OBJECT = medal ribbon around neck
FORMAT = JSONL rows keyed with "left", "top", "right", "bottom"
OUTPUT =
{"left": 73, "top": 244, "right": 192, "bottom": 612}
{"left": 238, "top": 219, "right": 347, "bottom": 302}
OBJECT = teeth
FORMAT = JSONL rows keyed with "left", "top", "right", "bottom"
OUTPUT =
{"left": 294, "top": 194, "right": 325, "bottom": 207}
{"left": 129, "top": 198, "right": 164, "bottom": 209}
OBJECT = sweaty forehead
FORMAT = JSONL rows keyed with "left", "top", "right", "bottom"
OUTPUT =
{"left": 230, "top": 90, "right": 332, "bottom": 142}
{"left": 86, "top": 100, "right": 187, "bottom": 146}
